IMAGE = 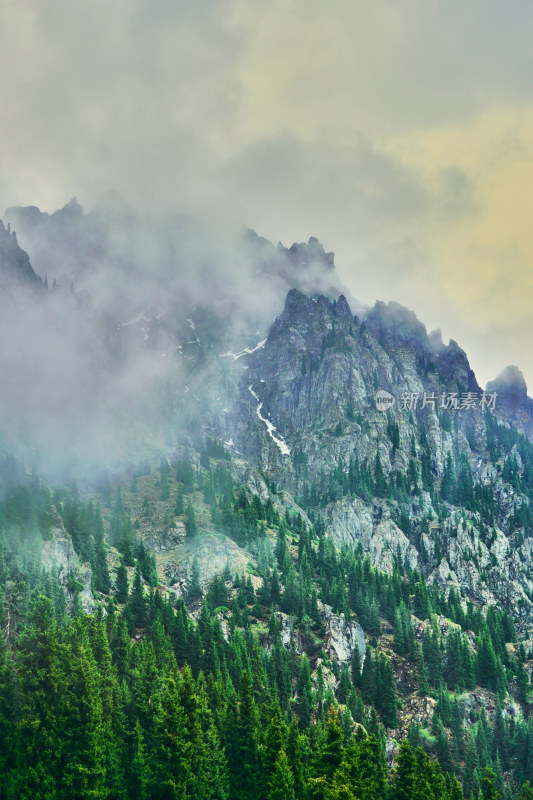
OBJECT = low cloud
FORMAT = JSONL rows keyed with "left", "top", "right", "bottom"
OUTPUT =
{"left": 1, "top": 0, "right": 532, "bottom": 399}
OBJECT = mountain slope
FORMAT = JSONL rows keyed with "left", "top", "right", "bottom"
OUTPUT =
{"left": 2, "top": 206, "right": 533, "bottom": 798}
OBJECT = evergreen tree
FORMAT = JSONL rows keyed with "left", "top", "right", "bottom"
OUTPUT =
{"left": 187, "top": 557, "right": 203, "bottom": 603}
{"left": 268, "top": 750, "right": 295, "bottom": 800}
{"left": 235, "top": 671, "right": 260, "bottom": 800}
{"left": 115, "top": 562, "right": 129, "bottom": 604}
{"left": 297, "top": 654, "right": 314, "bottom": 729}
{"left": 174, "top": 488, "right": 184, "bottom": 516}
{"left": 185, "top": 501, "right": 197, "bottom": 538}
{"left": 319, "top": 707, "right": 344, "bottom": 781}
{"left": 127, "top": 566, "right": 148, "bottom": 628}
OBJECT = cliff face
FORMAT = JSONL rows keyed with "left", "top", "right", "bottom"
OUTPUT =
{"left": 209, "top": 289, "right": 533, "bottom": 627}
{"left": 41, "top": 521, "right": 95, "bottom": 613}
{"left": 3, "top": 200, "right": 533, "bottom": 632}
{"left": 232, "top": 289, "right": 483, "bottom": 471}
{"left": 487, "top": 365, "right": 533, "bottom": 439}
{"left": 0, "top": 220, "right": 44, "bottom": 296}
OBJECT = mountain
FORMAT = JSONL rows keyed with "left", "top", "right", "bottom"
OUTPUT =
{"left": 487, "top": 365, "right": 533, "bottom": 440}
{"left": 2, "top": 201, "right": 533, "bottom": 798}
{"left": 0, "top": 219, "right": 44, "bottom": 295}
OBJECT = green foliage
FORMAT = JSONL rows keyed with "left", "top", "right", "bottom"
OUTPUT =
{"left": 2, "top": 443, "right": 533, "bottom": 800}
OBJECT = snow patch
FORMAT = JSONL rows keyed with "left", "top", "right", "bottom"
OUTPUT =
{"left": 248, "top": 385, "right": 291, "bottom": 456}
{"left": 221, "top": 339, "right": 266, "bottom": 360}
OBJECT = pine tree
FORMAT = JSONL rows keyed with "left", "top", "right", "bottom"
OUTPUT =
{"left": 174, "top": 488, "right": 184, "bottom": 516}
{"left": 297, "top": 654, "right": 313, "bottom": 729}
{"left": 127, "top": 566, "right": 148, "bottom": 628}
{"left": 416, "top": 644, "right": 429, "bottom": 695}
{"left": 476, "top": 627, "right": 499, "bottom": 692}
{"left": 91, "top": 504, "right": 111, "bottom": 594}
{"left": 286, "top": 719, "right": 305, "bottom": 799}
{"left": 393, "top": 740, "right": 417, "bottom": 800}
{"left": 149, "top": 675, "right": 190, "bottom": 799}
{"left": 268, "top": 750, "right": 295, "bottom": 800}
{"left": 319, "top": 707, "right": 344, "bottom": 781}
{"left": 127, "top": 720, "right": 150, "bottom": 800}
{"left": 445, "top": 629, "right": 465, "bottom": 691}
{"left": 350, "top": 643, "right": 361, "bottom": 688}
{"left": 0, "top": 634, "right": 16, "bottom": 786}
{"left": 185, "top": 501, "right": 197, "bottom": 538}
{"left": 59, "top": 634, "right": 107, "bottom": 799}
{"left": 187, "top": 557, "right": 203, "bottom": 603}
{"left": 262, "top": 706, "right": 286, "bottom": 796}
{"left": 360, "top": 648, "right": 375, "bottom": 704}
{"left": 235, "top": 671, "right": 260, "bottom": 800}
{"left": 463, "top": 733, "right": 480, "bottom": 799}
{"left": 435, "top": 717, "right": 453, "bottom": 776}
{"left": 376, "top": 654, "right": 397, "bottom": 729}
{"left": 115, "top": 562, "right": 129, "bottom": 604}
{"left": 480, "top": 767, "right": 502, "bottom": 800}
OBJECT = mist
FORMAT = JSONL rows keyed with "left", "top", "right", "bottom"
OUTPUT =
{"left": 0, "top": 196, "right": 347, "bottom": 481}
{"left": 1, "top": 0, "right": 532, "bottom": 474}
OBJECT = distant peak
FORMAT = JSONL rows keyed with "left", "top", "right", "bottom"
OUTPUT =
{"left": 335, "top": 294, "right": 352, "bottom": 320}
{"left": 487, "top": 365, "right": 527, "bottom": 397}
{"left": 279, "top": 237, "right": 335, "bottom": 271}
{"left": 283, "top": 288, "right": 313, "bottom": 314}
{"left": 366, "top": 300, "right": 428, "bottom": 350}
{"left": 52, "top": 197, "right": 84, "bottom": 219}
{"left": 5, "top": 204, "right": 48, "bottom": 229}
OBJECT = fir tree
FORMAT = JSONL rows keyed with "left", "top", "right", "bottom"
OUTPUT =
{"left": 127, "top": 566, "right": 148, "bottom": 628}
{"left": 185, "top": 501, "right": 197, "bottom": 538}
{"left": 268, "top": 750, "right": 295, "bottom": 800}
{"left": 115, "top": 562, "right": 129, "bottom": 604}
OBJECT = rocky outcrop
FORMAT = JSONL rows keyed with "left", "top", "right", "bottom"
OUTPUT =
{"left": 41, "top": 524, "right": 95, "bottom": 612}
{"left": 162, "top": 532, "right": 252, "bottom": 598}
{"left": 321, "top": 497, "right": 419, "bottom": 573}
{"left": 322, "top": 604, "right": 366, "bottom": 665}
{"left": 0, "top": 219, "right": 44, "bottom": 294}
{"left": 487, "top": 366, "right": 533, "bottom": 440}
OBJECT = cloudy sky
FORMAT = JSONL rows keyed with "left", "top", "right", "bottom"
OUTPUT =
{"left": 1, "top": 0, "right": 532, "bottom": 389}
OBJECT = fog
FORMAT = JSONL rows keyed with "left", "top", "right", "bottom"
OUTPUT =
{"left": 1, "top": 0, "right": 533, "bottom": 479}
{"left": 0, "top": 197, "right": 347, "bottom": 481}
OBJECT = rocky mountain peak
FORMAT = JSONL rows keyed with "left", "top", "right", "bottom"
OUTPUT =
{"left": 486, "top": 365, "right": 533, "bottom": 438}
{"left": 487, "top": 365, "right": 528, "bottom": 399}
{"left": 334, "top": 294, "right": 353, "bottom": 322}
{"left": 51, "top": 196, "right": 84, "bottom": 222}
{"left": 0, "top": 218, "right": 44, "bottom": 293}
{"left": 366, "top": 300, "right": 430, "bottom": 356}
{"left": 280, "top": 236, "right": 335, "bottom": 272}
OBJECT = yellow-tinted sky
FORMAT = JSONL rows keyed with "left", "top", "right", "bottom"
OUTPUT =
{"left": 1, "top": 0, "right": 532, "bottom": 388}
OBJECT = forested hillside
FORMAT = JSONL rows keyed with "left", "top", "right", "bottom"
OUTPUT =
{"left": 2, "top": 208, "right": 533, "bottom": 799}
{"left": 1, "top": 436, "right": 533, "bottom": 800}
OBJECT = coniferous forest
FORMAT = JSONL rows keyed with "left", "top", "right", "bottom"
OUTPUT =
{"left": 2, "top": 433, "right": 533, "bottom": 800}
{"left": 3, "top": 1, "right": 533, "bottom": 796}
{"left": 2, "top": 158, "right": 533, "bottom": 800}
